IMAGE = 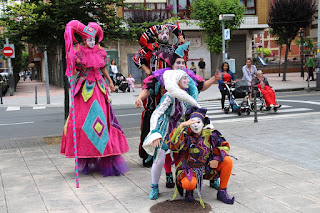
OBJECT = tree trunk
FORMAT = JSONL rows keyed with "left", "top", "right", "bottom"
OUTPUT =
{"left": 279, "top": 47, "right": 282, "bottom": 77}
{"left": 283, "top": 42, "right": 291, "bottom": 81}
{"left": 61, "top": 48, "right": 69, "bottom": 120}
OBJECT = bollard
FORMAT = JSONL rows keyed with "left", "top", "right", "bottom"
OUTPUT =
{"left": 0, "top": 81, "right": 2, "bottom": 104}
{"left": 9, "top": 74, "right": 14, "bottom": 96}
{"left": 35, "top": 86, "right": 37, "bottom": 104}
{"left": 307, "top": 72, "right": 310, "bottom": 92}
{"left": 253, "top": 88, "right": 258, "bottom": 123}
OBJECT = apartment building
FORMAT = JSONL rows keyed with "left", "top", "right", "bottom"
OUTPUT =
{"left": 105, "top": 0, "right": 271, "bottom": 81}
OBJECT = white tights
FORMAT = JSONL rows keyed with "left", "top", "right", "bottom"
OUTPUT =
{"left": 151, "top": 149, "right": 166, "bottom": 184}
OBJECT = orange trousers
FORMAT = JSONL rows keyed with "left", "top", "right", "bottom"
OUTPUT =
{"left": 178, "top": 156, "right": 233, "bottom": 189}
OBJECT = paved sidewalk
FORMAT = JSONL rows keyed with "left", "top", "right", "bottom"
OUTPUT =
{"left": 0, "top": 72, "right": 317, "bottom": 107}
{"left": 0, "top": 112, "right": 320, "bottom": 212}
{"left": 0, "top": 72, "right": 319, "bottom": 212}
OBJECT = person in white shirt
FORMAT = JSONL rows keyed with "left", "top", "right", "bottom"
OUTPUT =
{"left": 110, "top": 59, "right": 119, "bottom": 74}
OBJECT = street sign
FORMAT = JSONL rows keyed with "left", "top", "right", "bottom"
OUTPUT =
{"left": 225, "top": 29, "right": 230, "bottom": 40}
{"left": 2, "top": 46, "right": 14, "bottom": 58}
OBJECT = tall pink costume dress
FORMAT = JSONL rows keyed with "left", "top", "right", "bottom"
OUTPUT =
{"left": 61, "top": 44, "right": 130, "bottom": 176}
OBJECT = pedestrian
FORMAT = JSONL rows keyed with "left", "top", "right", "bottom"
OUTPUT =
{"left": 198, "top": 57, "right": 206, "bottom": 79}
{"left": 167, "top": 106, "right": 235, "bottom": 206}
{"left": 304, "top": 55, "right": 315, "bottom": 81}
{"left": 109, "top": 59, "right": 119, "bottom": 75}
{"left": 126, "top": 73, "right": 135, "bottom": 92}
{"left": 190, "top": 61, "right": 197, "bottom": 74}
{"left": 242, "top": 58, "right": 257, "bottom": 99}
{"left": 142, "top": 69, "right": 199, "bottom": 200}
{"left": 61, "top": 20, "right": 130, "bottom": 176}
{"left": 218, "top": 62, "right": 236, "bottom": 112}
{"left": 242, "top": 58, "right": 257, "bottom": 86}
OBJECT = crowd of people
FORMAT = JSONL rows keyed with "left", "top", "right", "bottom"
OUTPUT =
{"left": 60, "top": 20, "right": 287, "bottom": 209}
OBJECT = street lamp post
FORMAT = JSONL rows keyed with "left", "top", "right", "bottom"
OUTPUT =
{"left": 299, "top": 29, "right": 304, "bottom": 79}
{"left": 219, "top": 14, "right": 235, "bottom": 63}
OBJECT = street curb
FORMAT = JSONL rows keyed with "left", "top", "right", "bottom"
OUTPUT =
{"left": 275, "top": 86, "right": 316, "bottom": 92}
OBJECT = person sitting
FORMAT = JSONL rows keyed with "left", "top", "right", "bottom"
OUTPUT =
{"left": 252, "top": 70, "right": 280, "bottom": 109}
{"left": 167, "top": 106, "right": 235, "bottom": 207}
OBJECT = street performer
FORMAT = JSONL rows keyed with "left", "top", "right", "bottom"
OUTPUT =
{"left": 61, "top": 20, "right": 129, "bottom": 176}
{"left": 132, "top": 23, "right": 187, "bottom": 169}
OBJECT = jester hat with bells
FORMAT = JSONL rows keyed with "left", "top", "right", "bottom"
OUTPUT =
{"left": 64, "top": 20, "right": 104, "bottom": 77}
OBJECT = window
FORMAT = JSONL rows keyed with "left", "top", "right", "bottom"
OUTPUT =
{"left": 124, "top": 3, "right": 168, "bottom": 23}
{"left": 240, "top": 0, "right": 256, "bottom": 15}
{"left": 167, "top": 0, "right": 193, "bottom": 19}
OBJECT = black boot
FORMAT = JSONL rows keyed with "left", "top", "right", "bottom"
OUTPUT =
{"left": 177, "top": 183, "right": 184, "bottom": 196}
{"left": 166, "top": 173, "right": 175, "bottom": 188}
{"left": 142, "top": 157, "right": 153, "bottom": 168}
{"left": 185, "top": 190, "right": 195, "bottom": 202}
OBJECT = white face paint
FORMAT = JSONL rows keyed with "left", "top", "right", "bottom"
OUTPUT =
{"left": 86, "top": 37, "right": 95, "bottom": 48}
{"left": 190, "top": 117, "right": 204, "bottom": 134}
{"left": 158, "top": 30, "right": 169, "bottom": 44}
{"left": 178, "top": 75, "right": 189, "bottom": 89}
{"left": 172, "top": 58, "right": 186, "bottom": 70}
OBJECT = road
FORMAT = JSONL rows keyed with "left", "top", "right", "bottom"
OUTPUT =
{"left": 0, "top": 90, "right": 319, "bottom": 141}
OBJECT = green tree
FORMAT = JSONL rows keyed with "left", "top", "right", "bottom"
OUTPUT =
{"left": 268, "top": 0, "right": 317, "bottom": 81}
{"left": 255, "top": 47, "right": 272, "bottom": 57}
{"left": 0, "top": 0, "right": 151, "bottom": 118}
{"left": 191, "top": 0, "right": 245, "bottom": 66}
{"left": 294, "top": 38, "right": 317, "bottom": 56}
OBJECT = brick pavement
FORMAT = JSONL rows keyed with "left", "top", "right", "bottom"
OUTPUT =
{"left": 0, "top": 72, "right": 319, "bottom": 212}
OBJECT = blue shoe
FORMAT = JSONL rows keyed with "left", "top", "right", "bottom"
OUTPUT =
{"left": 210, "top": 178, "right": 220, "bottom": 190}
{"left": 149, "top": 184, "right": 159, "bottom": 200}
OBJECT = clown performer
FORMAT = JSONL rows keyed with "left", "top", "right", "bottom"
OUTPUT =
{"left": 60, "top": 20, "right": 130, "bottom": 176}
{"left": 132, "top": 24, "right": 186, "bottom": 169}
{"left": 136, "top": 43, "right": 201, "bottom": 185}
{"left": 142, "top": 69, "right": 200, "bottom": 200}
{"left": 136, "top": 43, "right": 222, "bottom": 189}
{"left": 132, "top": 23, "right": 186, "bottom": 76}
{"left": 167, "top": 106, "right": 235, "bottom": 207}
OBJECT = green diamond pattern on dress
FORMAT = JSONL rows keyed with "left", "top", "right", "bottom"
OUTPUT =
{"left": 82, "top": 80, "right": 95, "bottom": 102}
{"left": 97, "top": 78, "right": 107, "bottom": 95}
{"left": 82, "top": 100, "right": 109, "bottom": 155}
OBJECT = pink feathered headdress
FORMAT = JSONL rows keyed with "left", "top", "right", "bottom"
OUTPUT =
{"left": 64, "top": 20, "right": 104, "bottom": 77}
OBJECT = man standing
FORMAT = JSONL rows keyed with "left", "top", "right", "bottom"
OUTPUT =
{"left": 198, "top": 58, "right": 206, "bottom": 79}
{"left": 305, "top": 55, "right": 315, "bottom": 81}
